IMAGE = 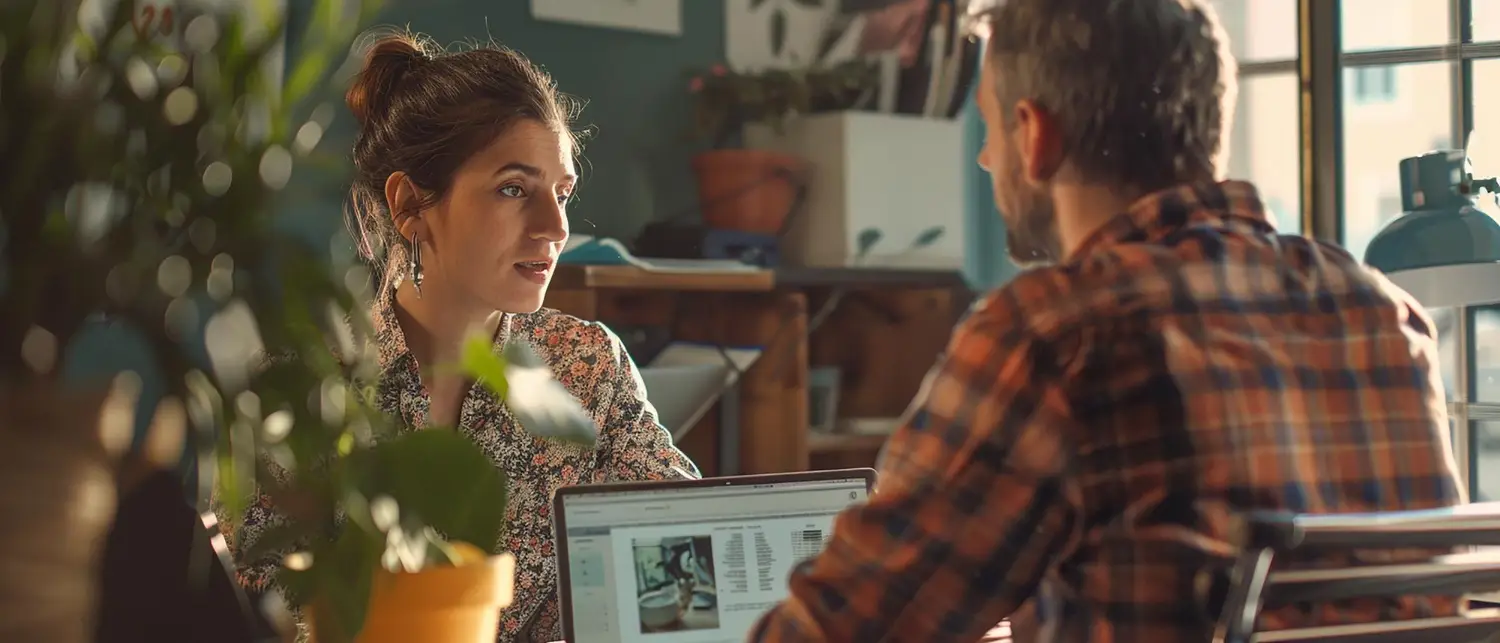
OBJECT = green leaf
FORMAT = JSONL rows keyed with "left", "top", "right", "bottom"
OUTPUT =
{"left": 358, "top": 430, "right": 508, "bottom": 553}
{"left": 855, "top": 228, "right": 883, "bottom": 257}
{"left": 460, "top": 334, "right": 509, "bottom": 400}
{"left": 770, "top": 9, "right": 787, "bottom": 57}
{"left": 912, "top": 226, "right": 945, "bottom": 248}
{"left": 501, "top": 341, "right": 599, "bottom": 446}
{"left": 308, "top": 525, "right": 382, "bottom": 643}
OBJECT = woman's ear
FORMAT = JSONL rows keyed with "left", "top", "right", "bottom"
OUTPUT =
{"left": 383, "top": 171, "right": 428, "bottom": 243}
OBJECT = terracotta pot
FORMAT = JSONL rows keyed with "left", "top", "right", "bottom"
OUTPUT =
{"left": 311, "top": 553, "right": 515, "bottom": 643}
{"left": 0, "top": 382, "right": 133, "bottom": 643}
{"left": 691, "top": 149, "right": 806, "bottom": 235}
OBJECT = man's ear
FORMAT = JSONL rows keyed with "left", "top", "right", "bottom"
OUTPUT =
{"left": 383, "top": 172, "right": 428, "bottom": 242}
{"left": 1013, "top": 99, "right": 1064, "bottom": 185}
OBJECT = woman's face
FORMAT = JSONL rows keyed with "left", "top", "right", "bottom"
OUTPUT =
{"left": 413, "top": 119, "right": 574, "bottom": 314}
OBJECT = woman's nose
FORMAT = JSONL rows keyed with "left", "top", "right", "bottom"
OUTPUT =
{"left": 530, "top": 198, "right": 568, "bottom": 243}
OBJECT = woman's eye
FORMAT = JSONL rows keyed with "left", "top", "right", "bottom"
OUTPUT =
{"left": 556, "top": 193, "right": 571, "bottom": 205}
{"left": 499, "top": 185, "right": 525, "bottom": 198}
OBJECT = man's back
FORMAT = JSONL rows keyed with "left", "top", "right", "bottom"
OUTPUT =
{"left": 1014, "top": 181, "right": 1465, "bottom": 640}
{"left": 747, "top": 181, "right": 1466, "bottom": 643}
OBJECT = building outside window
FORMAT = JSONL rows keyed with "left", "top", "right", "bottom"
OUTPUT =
{"left": 1210, "top": 0, "right": 1500, "bottom": 500}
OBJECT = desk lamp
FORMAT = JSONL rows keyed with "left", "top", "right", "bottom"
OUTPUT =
{"left": 1363, "top": 149, "right": 1500, "bottom": 496}
{"left": 1364, "top": 150, "right": 1500, "bottom": 309}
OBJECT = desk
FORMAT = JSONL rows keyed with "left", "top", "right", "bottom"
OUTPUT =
{"left": 551, "top": 265, "right": 773, "bottom": 292}
{"left": 548, "top": 621, "right": 1015, "bottom": 642}
{"left": 545, "top": 265, "right": 969, "bottom": 476}
{"left": 547, "top": 266, "right": 805, "bottom": 475}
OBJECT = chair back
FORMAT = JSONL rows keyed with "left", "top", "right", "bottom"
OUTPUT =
{"left": 1211, "top": 502, "right": 1500, "bottom": 643}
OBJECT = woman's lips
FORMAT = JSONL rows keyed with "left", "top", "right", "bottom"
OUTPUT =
{"left": 514, "top": 259, "right": 553, "bottom": 284}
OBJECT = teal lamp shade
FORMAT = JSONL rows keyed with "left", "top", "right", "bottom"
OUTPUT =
{"left": 1363, "top": 150, "right": 1500, "bottom": 308}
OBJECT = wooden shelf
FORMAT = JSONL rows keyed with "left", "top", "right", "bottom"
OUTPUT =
{"left": 554, "top": 264, "right": 959, "bottom": 292}
{"left": 546, "top": 265, "right": 967, "bottom": 476}
{"left": 809, "top": 432, "right": 890, "bottom": 454}
{"left": 776, "top": 266, "right": 966, "bottom": 289}
{"left": 552, "top": 265, "right": 773, "bottom": 291}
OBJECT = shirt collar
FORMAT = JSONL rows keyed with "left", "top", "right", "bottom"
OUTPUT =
{"left": 1067, "top": 180, "right": 1275, "bottom": 261}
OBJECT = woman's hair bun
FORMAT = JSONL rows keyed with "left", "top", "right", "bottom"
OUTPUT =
{"left": 345, "top": 31, "right": 431, "bottom": 128}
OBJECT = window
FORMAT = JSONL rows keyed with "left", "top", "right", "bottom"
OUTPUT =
{"left": 1474, "top": 422, "right": 1500, "bottom": 502}
{"left": 1340, "top": 62, "right": 1453, "bottom": 261}
{"left": 1210, "top": 1, "right": 1299, "bottom": 233}
{"left": 1475, "top": 0, "right": 1500, "bottom": 42}
{"left": 1227, "top": 73, "right": 1302, "bottom": 231}
{"left": 1347, "top": 66, "right": 1397, "bottom": 103}
{"left": 1465, "top": 60, "right": 1500, "bottom": 502}
{"left": 1209, "top": 0, "right": 1297, "bottom": 62}
{"left": 1473, "top": 59, "right": 1500, "bottom": 182}
{"left": 1341, "top": 0, "right": 1452, "bottom": 52}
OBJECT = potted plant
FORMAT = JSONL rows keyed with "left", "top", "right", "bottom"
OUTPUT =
{"left": 685, "top": 60, "right": 876, "bottom": 235}
{"left": 244, "top": 335, "right": 597, "bottom": 643}
{"left": 0, "top": 1, "right": 596, "bottom": 642}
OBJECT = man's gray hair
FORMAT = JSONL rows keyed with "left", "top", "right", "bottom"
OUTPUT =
{"left": 970, "top": 0, "right": 1238, "bottom": 190}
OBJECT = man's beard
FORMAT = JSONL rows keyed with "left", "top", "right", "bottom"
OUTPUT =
{"left": 999, "top": 170, "right": 1062, "bottom": 268}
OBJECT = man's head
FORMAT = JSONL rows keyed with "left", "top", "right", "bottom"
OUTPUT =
{"left": 972, "top": 0, "right": 1237, "bottom": 265}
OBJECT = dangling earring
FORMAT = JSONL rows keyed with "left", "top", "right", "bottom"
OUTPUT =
{"left": 409, "top": 234, "right": 424, "bottom": 298}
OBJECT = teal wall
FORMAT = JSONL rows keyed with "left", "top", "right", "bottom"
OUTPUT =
{"left": 62, "top": 0, "right": 729, "bottom": 482}
{"left": 960, "top": 87, "right": 1018, "bottom": 292}
{"left": 73, "top": 0, "right": 1012, "bottom": 475}
{"left": 284, "top": 0, "right": 728, "bottom": 245}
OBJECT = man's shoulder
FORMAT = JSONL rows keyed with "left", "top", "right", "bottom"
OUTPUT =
{"left": 974, "top": 256, "right": 1161, "bottom": 341}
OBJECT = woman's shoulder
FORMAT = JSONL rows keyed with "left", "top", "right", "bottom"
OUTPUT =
{"left": 510, "top": 309, "right": 633, "bottom": 408}
{"left": 512, "top": 307, "right": 613, "bottom": 344}
{"left": 510, "top": 308, "right": 627, "bottom": 365}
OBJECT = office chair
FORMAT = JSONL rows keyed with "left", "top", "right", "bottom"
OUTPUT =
{"left": 1210, "top": 502, "right": 1500, "bottom": 643}
{"left": 95, "top": 467, "right": 280, "bottom": 643}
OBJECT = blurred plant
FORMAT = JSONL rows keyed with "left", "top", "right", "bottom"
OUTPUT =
{"left": 686, "top": 60, "right": 877, "bottom": 149}
{"left": 0, "top": 1, "right": 595, "bottom": 641}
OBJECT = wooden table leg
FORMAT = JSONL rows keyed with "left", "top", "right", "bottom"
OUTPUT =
{"left": 675, "top": 291, "right": 809, "bottom": 474}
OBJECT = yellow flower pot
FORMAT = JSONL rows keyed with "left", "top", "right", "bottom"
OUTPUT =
{"left": 313, "top": 553, "right": 515, "bottom": 643}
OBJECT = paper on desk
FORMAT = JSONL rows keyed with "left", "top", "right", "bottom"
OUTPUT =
{"left": 560, "top": 235, "right": 761, "bottom": 273}
{"left": 639, "top": 342, "right": 763, "bottom": 440}
{"left": 648, "top": 342, "right": 761, "bottom": 372}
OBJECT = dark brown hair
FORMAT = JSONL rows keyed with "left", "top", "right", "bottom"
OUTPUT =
{"left": 344, "top": 30, "right": 580, "bottom": 265}
{"left": 975, "top": 0, "right": 1237, "bottom": 191}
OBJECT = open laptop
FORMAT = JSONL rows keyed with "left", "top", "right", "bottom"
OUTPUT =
{"left": 552, "top": 469, "right": 877, "bottom": 643}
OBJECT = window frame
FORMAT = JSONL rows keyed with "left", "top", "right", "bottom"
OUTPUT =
{"left": 1297, "top": 0, "right": 1500, "bottom": 500}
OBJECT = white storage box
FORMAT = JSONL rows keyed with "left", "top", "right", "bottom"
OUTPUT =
{"left": 744, "top": 111, "right": 966, "bottom": 269}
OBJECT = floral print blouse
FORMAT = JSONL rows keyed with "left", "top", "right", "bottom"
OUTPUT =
{"left": 222, "top": 255, "right": 700, "bottom": 642}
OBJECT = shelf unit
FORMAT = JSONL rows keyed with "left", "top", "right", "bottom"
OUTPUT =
{"left": 545, "top": 264, "right": 972, "bottom": 476}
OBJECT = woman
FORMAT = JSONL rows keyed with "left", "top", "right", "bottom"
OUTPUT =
{"left": 227, "top": 32, "right": 698, "bottom": 642}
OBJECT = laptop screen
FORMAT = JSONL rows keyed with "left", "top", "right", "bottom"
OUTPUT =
{"left": 555, "top": 474, "right": 872, "bottom": 643}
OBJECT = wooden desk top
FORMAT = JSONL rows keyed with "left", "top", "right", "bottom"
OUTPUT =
{"left": 552, "top": 264, "right": 965, "bottom": 292}
{"left": 551, "top": 265, "right": 774, "bottom": 291}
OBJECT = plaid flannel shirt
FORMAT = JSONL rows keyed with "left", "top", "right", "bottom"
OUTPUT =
{"left": 749, "top": 181, "right": 1466, "bottom": 643}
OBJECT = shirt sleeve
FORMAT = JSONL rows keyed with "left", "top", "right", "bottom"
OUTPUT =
{"left": 587, "top": 322, "right": 701, "bottom": 482}
{"left": 749, "top": 301, "right": 1078, "bottom": 642}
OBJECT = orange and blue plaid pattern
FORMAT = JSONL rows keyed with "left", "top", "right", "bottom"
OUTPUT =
{"left": 749, "top": 181, "right": 1466, "bottom": 643}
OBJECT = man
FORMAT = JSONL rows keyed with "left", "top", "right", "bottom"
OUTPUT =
{"left": 748, "top": 1, "right": 1466, "bottom": 641}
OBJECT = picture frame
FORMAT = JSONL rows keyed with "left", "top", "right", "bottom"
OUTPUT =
{"left": 530, "top": 0, "right": 682, "bottom": 37}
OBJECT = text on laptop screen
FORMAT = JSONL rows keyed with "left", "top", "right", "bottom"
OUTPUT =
{"left": 559, "top": 477, "right": 870, "bottom": 643}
